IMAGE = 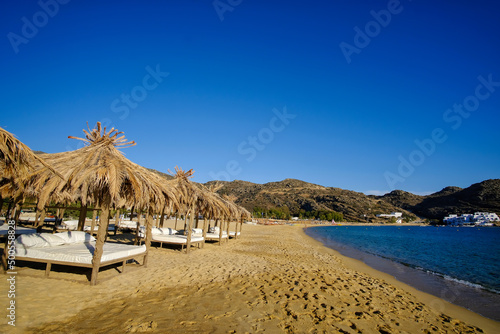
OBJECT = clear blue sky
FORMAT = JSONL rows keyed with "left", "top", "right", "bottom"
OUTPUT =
{"left": 1, "top": 0, "right": 499, "bottom": 195}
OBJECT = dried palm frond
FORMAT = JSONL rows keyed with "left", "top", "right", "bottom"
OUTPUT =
{"left": 0, "top": 126, "right": 61, "bottom": 179}
{"left": 22, "top": 122, "right": 177, "bottom": 212}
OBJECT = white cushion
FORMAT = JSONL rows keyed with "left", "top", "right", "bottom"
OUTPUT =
{"left": 138, "top": 226, "right": 172, "bottom": 237}
{"left": 151, "top": 227, "right": 163, "bottom": 235}
{"left": 62, "top": 220, "right": 79, "bottom": 227}
{"left": 56, "top": 231, "right": 95, "bottom": 244}
{"left": 16, "top": 233, "right": 65, "bottom": 248}
{"left": 192, "top": 228, "right": 203, "bottom": 234}
{"left": 159, "top": 228, "right": 177, "bottom": 235}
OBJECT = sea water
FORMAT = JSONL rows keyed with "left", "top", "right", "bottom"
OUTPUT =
{"left": 305, "top": 225, "right": 500, "bottom": 321}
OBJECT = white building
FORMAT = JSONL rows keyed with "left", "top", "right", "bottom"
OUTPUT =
{"left": 376, "top": 212, "right": 403, "bottom": 223}
{"left": 443, "top": 212, "right": 499, "bottom": 226}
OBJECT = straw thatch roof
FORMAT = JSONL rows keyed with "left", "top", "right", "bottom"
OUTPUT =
{"left": 195, "top": 182, "right": 230, "bottom": 219}
{"left": 0, "top": 126, "right": 61, "bottom": 200}
{"left": 1, "top": 126, "right": 41, "bottom": 178}
{"left": 20, "top": 122, "right": 178, "bottom": 212}
{"left": 168, "top": 168, "right": 250, "bottom": 220}
{"left": 195, "top": 182, "right": 251, "bottom": 220}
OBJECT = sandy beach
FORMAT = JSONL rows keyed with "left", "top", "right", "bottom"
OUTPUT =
{"left": 1, "top": 223, "right": 498, "bottom": 333}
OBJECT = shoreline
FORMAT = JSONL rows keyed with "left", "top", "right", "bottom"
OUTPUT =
{"left": 1, "top": 224, "right": 498, "bottom": 333}
{"left": 304, "top": 225, "right": 500, "bottom": 321}
{"left": 301, "top": 226, "right": 499, "bottom": 332}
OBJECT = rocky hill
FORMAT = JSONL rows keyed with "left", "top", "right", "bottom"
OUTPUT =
{"left": 33, "top": 152, "right": 499, "bottom": 222}
{"left": 204, "top": 179, "right": 500, "bottom": 222}
{"left": 205, "top": 179, "right": 416, "bottom": 222}
{"left": 379, "top": 179, "right": 500, "bottom": 219}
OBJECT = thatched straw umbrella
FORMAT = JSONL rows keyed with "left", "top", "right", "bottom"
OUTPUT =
{"left": 194, "top": 182, "right": 231, "bottom": 244}
{"left": 195, "top": 183, "right": 250, "bottom": 243}
{"left": 22, "top": 122, "right": 178, "bottom": 284}
{"left": 168, "top": 166, "right": 206, "bottom": 253}
{"left": 0, "top": 126, "right": 61, "bottom": 218}
{"left": 216, "top": 191, "right": 251, "bottom": 239}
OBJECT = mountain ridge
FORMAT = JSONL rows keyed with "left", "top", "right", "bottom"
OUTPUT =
{"left": 206, "top": 178, "right": 500, "bottom": 222}
{"left": 33, "top": 152, "right": 499, "bottom": 222}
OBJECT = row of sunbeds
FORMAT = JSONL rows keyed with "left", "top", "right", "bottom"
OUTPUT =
{"left": 1, "top": 219, "right": 241, "bottom": 284}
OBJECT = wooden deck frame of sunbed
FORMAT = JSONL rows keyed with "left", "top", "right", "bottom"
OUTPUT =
{"left": 6, "top": 252, "right": 146, "bottom": 283}
{"left": 136, "top": 237, "right": 204, "bottom": 252}
{"left": 152, "top": 239, "right": 204, "bottom": 251}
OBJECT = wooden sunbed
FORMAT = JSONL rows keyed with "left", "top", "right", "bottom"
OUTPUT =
{"left": 2, "top": 232, "right": 146, "bottom": 284}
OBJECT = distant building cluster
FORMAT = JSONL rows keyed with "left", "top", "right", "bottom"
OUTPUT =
{"left": 443, "top": 212, "right": 499, "bottom": 226}
{"left": 376, "top": 212, "right": 403, "bottom": 223}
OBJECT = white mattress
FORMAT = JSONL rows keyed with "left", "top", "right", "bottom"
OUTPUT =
{"left": 15, "top": 242, "right": 146, "bottom": 264}
{"left": 204, "top": 232, "right": 228, "bottom": 240}
{"left": 118, "top": 221, "right": 139, "bottom": 229}
{"left": 152, "top": 235, "right": 204, "bottom": 245}
{"left": 229, "top": 231, "right": 241, "bottom": 236}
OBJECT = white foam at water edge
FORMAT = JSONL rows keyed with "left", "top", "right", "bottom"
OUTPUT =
{"left": 420, "top": 268, "right": 500, "bottom": 294}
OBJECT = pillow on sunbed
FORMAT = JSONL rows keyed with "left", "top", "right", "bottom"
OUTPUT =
{"left": 138, "top": 226, "right": 165, "bottom": 237}
{"left": 151, "top": 227, "right": 163, "bottom": 235}
{"left": 159, "top": 228, "right": 177, "bottom": 235}
{"left": 192, "top": 228, "right": 203, "bottom": 234}
{"left": 209, "top": 227, "right": 220, "bottom": 233}
{"left": 16, "top": 233, "right": 66, "bottom": 248}
{"left": 56, "top": 231, "right": 95, "bottom": 244}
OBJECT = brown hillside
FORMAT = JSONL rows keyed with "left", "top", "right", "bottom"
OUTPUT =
{"left": 206, "top": 179, "right": 415, "bottom": 222}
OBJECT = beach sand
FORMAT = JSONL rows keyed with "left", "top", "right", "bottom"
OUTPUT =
{"left": 1, "top": 223, "right": 498, "bottom": 333}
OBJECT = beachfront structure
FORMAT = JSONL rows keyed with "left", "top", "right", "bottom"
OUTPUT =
{"left": 1, "top": 122, "right": 250, "bottom": 284}
{"left": 376, "top": 212, "right": 403, "bottom": 223}
{"left": 443, "top": 212, "right": 499, "bottom": 226}
{"left": 0, "top": 126, "right": 62, "bottom": 218}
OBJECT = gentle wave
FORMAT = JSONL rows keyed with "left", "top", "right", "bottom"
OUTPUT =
{"left": 306, "top": 225, "right": 500, "bottom": 321}
{"left": 360, "top": 249, "right": 500, "bottom": 295}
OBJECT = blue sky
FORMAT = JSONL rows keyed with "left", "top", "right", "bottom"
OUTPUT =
{"left": 1, "top": 0, "right": 499, "bottom": 195}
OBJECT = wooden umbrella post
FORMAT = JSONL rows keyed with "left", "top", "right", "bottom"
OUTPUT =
{"left": 13, "top": 203, "right": 22, "bottom": 223}
{"left": 202, "top": 215, "right": 209, "bottom": 248}
{"left": 78, "top": 204, "right": 87, "bottom": 231}
{"left": 186, "top": 210, "right": 193, "bottom": 254}
{"left": 183, "top": 212, "right": 187, "bottom": 232}
{"left": 159, "top": 207, "right": 165, "bottom": 228}
{"left": 90, "top": 209, "right": 97, "bottom": 234}
{"left": 114, "top": 209, "right": 120, "bottom": 235}
{"left": 226, "top": 219, "right": 231, "bottom": 243}
{"left": 174, "top": 213, "right": 178, "bottom": 230}
{"left": 218, "top": 218, "right": 224, "bottom": 245}
{"left": 238, "top": 216, "right": 244, "bottom": 239}
{"left": 36, "top": 208, "right": 46, "bottom": 233}
{"left": 90, "top": 206, "right": 110, "bottom": 286}
{"left": 143, "top": 207, "right": 154, "bottom": 267}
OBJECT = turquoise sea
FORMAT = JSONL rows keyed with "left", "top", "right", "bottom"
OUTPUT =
{"left": 305, "top": 225, "right": 500, "bottom": 321}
